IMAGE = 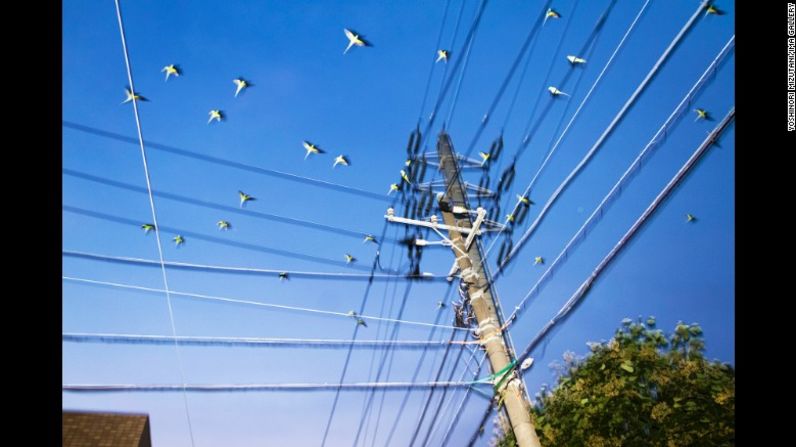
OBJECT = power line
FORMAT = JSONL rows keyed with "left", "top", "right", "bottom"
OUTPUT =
{"left": 63, "top": 206, "right": 383, "bottom": 272}
{"left": 63, "top": 381, "right": 494, "bottom": 393}
{"left": 407, "top": 329, "right": 462, "bottom": 446}
{"left": 503, "top": 35, "right": 735, "bottom": 330}
{"left": 319, "top": 212, "right": 400, "bottom": 447}
{"left": 63, "top": 250, "right": 442, "bottom": 281}
{"left": 439, "top": 353, "right": 487, "bottom": 447}
{"left": 62, "top": 333, "right": 479, "bottom": 349}
{"left": 483, "top": 0, "right": 653, "bottom": 267}
{"left": 416, "top": 0, "right": 453, "bottom": 126}
{"left": 64, "top": 168, "right": 398, "bottom": 244}
{"left": 370, "top": 292, "right": 452, "bottom": 446}
{"left": 112, "top": 1, "right": 195, "bottom": 445}
{"left": 381, "top": 285, "right": 455, "bottom": 446}
{"left": 62, "top": 276, "right": 464, "bottom": 331}
{"left": 468, "top": 105, "right": 735, "bottom": 445}
{"left": 429, "top": 350, "right": 487, "bottom": 446}
{"left": 460, "top": 0, "right": 554, "bottom": 159}
{"left": 63, "top": 121, "right": 389, "bottom": 203}
{"left": 514, "top": 105, "right": 735, "bottom": 366}
{"left": 498, "top": 0, "right": 711, "bottom": 275}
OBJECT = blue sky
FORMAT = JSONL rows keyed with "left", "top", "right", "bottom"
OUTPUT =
{"left": 63, "top": 1, "right": 735, "bottom": 445}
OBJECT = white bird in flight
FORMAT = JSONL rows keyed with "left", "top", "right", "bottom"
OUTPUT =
{"left": 233, "top": 78, "right": 251, "bottom": 97}
{"left": 208, "top": 109, "right": 224, "bottom": 123}
{"left": 333, "top": 154, "right": 350, "bottom": 168}
{"left": 343, "top": 28, "right": 372, "bottom": 54}
{"left": 566, "top": 55, "right": 586, "bottom": 65}
{"left": 162, "top": 64, "right": 181, "bottom": 81}
{"left": 547, "top": 86, "right": 570, "bottom": 97}
{"left": 303, "top": 141, "right": 326, "bottom": 159}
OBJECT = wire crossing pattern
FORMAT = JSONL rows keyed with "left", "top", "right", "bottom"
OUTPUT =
{"left": 497, "top": 0, "right": 712, "bottom": 274}
{"left": 502, "top": 34, "right": 735, "bottom": 330}
{"left": 468, "top": 105, "right": 735, "bottom": 446}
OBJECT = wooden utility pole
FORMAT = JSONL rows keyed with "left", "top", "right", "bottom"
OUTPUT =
{"left": 436, "top": 132, "right": 541, "bottom": 447}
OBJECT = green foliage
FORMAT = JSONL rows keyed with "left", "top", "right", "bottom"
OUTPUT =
{"left": 495, "top": 318, "right": 734, "bottom": 447}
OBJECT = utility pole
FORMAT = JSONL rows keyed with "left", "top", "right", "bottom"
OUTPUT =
{"left": 435, "top": 132, "right": 540, "bottom": 447}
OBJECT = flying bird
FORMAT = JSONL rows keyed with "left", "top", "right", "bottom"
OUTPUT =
{"left": 516, "top": 195, "right": 534, "bottom": 206}
{"left": 345, "top": 254, "right": 357, "bottom": 264}
{"left": 122, "top": 88, "right": 147, "bottom": 104}
{"left": 343, "top": 28, "right": 372, "bottom": 54}
{"left": 217, "top": 220, "right": 231, "bottom": 231}
{"left": 356, "top": 317, "right": 368, "bottom": 328}
{"left": 141, "top": 223, "right": 155, "bottom": 234}
{"left": 436, "top": 49, "right": 449, "bottom": 63}
{"left": 547, "top": 86, "right": 570, "bottom": 97}
{"left": 478, "top": 152, "right": 491, "bottom": 166}
{"left": 705, "top": 4, "right": 724, "bottom": 16}
{"left": 302, "top": 141, "right": 325, "bottom": 159}
{"left": 437, "top": 300, "right": 447, "bottom": 309}
{"left": 162, "top": 64, "right": 181, "bottom": 81}
{"left": 388, "top": 183, "right": 400, "bottom": 195}
{"left": 233, "top": 78, "right": 251, "bottom": 97}
{"left": 363, "top": 235, "right": 378, "bottom": 244}
{"left": 566, "top": 55, "right": 586, "bottom": 65}
{"left": 400, "top": 169, "right": 412, "bottom": 185}
{"left": 506, "top": 213, "right": 515, "bottom": 223}
{"left": 208, "top": 109, "right": 224, "bottom": 124}
{"left": 686, "top": 213, "right": 697, "bottom": 222}
{"left": 694, "top": 108, "right": 711, "bottom": 121}
{"left": 534, "top": 256, "right": 544, "bottom": 265}
{"left": 279, "top": 272, "right": 289, "bottom": 281}
{"left": 239, "top": 191, "right": 256, "bottom": 207}
{"left": 543, "top": 8, "right": 561, "bottom": 25}
{"left": 173, "top": 235, "right": 185, "bottom": 247}
{"left": 333, "top": 154, "right": 350, "bottom": 168}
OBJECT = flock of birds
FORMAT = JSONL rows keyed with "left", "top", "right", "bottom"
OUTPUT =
{"left": 125, "top": 4, "right": 722, "bottom": 285}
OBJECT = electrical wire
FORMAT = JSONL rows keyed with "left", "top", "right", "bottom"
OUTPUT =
{"left": 63, "top": 250, "right": 442, "bottom": 282}
{"left": 63, "top": 168, "right": 397, "bottom": 243}
{"left": 502, "top": 35, "right": 735, "bottom": 330}
{"left": 62, "top": 276, "right": 464, "bottom": 331}
{"left": 63, "top": 121, "right": 389, "bottom": 203}
{"left": 112, "top": 1, "right": 194, "bottom": 444}
{"left": 497, "top": 0, "right": 711, "bottom": 275}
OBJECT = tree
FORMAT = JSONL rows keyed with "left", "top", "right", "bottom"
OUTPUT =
{"left": 495, "top": 318, "right": 734, "bottom": 447}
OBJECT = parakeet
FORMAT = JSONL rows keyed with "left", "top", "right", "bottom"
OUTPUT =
{"left": 217, "top": 220, "right": 231, "bottom": 230}
{"left": 534, "top": 256, "right": 544, "bottom": 265}
{"left": 303, "top": 141, "right": 326, "bottom": 159}
{"left": 239, "top": 191, "right": 256, "bottom": 207}
{"left": 162, "top": 64, "right": 181, "bottom": 81}
{"left": 208, "top": 109, "right": 224, "bottom": 124}
{"left": 233, "top": 78, "right": 251, "bottom": 97}
{"left": 343, "top": 28, "right": 372, "bottom": 54}
{"left": 333, "top": 155, "right": 350, "bottom": 168}
{"left": 566, "top": 55, "right": 586, "bottom": 65}
{"left": 543, "top": 8, "right": 561, "bottom": 25}
{"left": 173, "top": 235, "right": 185, "bottom": 247}
{"left": 436, "top": 49, "right": 449, "bottom": 63}
{"left": 122, "top": 88, "right": 147, "bottom": 104}
{"left": 141, "top": 223, "right": 155, "bottom": 234}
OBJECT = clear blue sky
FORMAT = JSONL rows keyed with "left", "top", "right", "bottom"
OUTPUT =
{"left": 63, "top": 1, "right": 735, "bottom": 445}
